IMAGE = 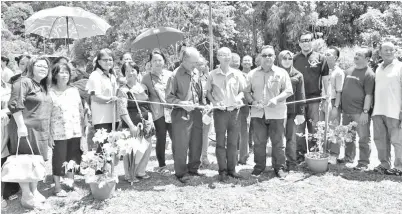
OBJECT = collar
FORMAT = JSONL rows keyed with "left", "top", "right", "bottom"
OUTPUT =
{"left": 150, "top": 70, "right": 165, "bottom": 80}
{"left": 381, "top": 59, "right": 399, "bottom": 69}
{"left": 216, "top": 67, "right": 235, "bottom": 76}
{"left": 259, "top": 65, "right": 276, "bottom": 73}
{"left": 300, "top": 50, "right": 313, "bottom": 58}
{"left": 96, "top": 68, "right": 110, "bottom": 78}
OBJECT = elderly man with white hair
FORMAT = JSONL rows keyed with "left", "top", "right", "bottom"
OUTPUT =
{"left": 166, "top": 47, "right": 205, "bottom": 183}
{"left": 372, "top": 41, "right": 402, "bottom": 176}
{"left": 206, "top": 47, "right": 246, "bottom": 182}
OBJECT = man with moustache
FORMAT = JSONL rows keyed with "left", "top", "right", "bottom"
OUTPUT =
{"left": 244, "top": 45, "right": 293, "bottom": 178}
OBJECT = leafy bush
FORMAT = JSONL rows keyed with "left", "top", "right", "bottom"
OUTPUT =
{"left": 338, "top": 46, "right": 357, "bottom": 71}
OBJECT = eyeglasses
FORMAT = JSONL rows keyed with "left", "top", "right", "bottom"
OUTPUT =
{"left": 300, "top": 39, "right": 312, "bottom": 43}
{"left": 34, "top": 64, "right": 48, "bottom": 69}
{"left": 283, "top": 57, "right": 293, "bottom": 61}
{"left": 261, "top": 54, "right": 274, "bottom": 58}
{"left": 99, "top": 58, "right": 113, "bottom": 62}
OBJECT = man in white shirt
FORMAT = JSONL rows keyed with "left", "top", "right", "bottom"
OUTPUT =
{"left": 372, "top": 41, "right": 402, "bottom": 175}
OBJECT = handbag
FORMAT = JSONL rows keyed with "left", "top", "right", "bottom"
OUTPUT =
{"left": 129, "top": 91, "right": 156, "bottom": 139}
{"left": 1, "top": 136, "right": 46, "bottom": 182}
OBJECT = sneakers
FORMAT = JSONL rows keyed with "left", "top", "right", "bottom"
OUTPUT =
{"left": 373, "top": 165, "right": 388, "bottom": 174}
{"left": 251, "top": 169, "right": 262, "bottom": 177}
{"left": 328, "top": 156, "right": 337, "bottom": 165}
{"left": 275, "top": 168, "right": 288, "bottom": 179}
{"left": 385, "top": 168, "right": 402, "bottom": 176}
{"left": 337, "top": 158, "right": 354, "bottom": 164}
{"left": 353, "top": 164, "right": 369, "bottom": 171}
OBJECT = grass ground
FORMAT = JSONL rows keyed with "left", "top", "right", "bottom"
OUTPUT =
{"left": 2, "top": 133, "right": 402, "bottom": 214}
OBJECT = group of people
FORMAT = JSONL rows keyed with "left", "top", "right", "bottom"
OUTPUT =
{"left": 1, "top": 30, "right": 401, "bottom": 209}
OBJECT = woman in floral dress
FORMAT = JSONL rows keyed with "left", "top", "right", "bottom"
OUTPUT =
{"left": 49, "top": 63, "right": 84, "bottom": 196}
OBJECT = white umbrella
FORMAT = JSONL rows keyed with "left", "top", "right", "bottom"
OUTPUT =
{"left": 24, "top": 6, "right": 111, "bottom": 53}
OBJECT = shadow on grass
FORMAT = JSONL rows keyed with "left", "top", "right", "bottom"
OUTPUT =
{"left": 297, "top": 162, "right": 402, "bottom": 183}
{"left": 329, "top": 164, "right": 402, "bottom": 183}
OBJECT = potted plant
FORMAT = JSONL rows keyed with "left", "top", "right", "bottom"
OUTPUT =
{"left": 298, "top": 121, "right": 357, "bottom": 173}
{"left": 79, "top": 128, "right": 134, "bottom": 200}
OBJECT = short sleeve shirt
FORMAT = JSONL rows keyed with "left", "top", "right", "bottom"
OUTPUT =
{"left": 293, "top": 51, "right": 329, "bottom": 98}
{"left": 85, "top": 69, "right": 117, "bottom": 125}
{"left": 245, "top": 65, "right": 293, "bottom": 119}
{"left": 205, "top": 67, "right": 246, "bottom": 108}
{"left": 50, "top": 87, "right": 82, "bottom": 140}
{"left": 341, "top": 66, "right": 375, "bottom": 114}
{"left": 373, "top": 60, "right": 402, "bottom": 119}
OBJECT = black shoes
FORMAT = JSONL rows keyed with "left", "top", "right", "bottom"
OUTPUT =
{"left": 218, "top": 173, "right": 229, "bottom": 182}
{"left": 251, "top": 169, "right": 262, "bottom": 177}
{"left": 188, "top": 171, "right": 205, "bottom": 177}
{"left": 176, "top": 176, "right": 190, "bottom": 184}
{"left": 228, "top": 172, "right": 243, "bottom": 179}
{"left": 275, "top": 168, "right": 288, "bottom": 179}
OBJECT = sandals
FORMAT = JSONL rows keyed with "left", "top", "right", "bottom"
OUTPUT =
{"left": 53, "top": 189, "right": 68, "bottom": 197}
{"left": 136, "top": 174, "right": 150, "bottom": 180}
{"left": 156, "top": 166, "right": 170, "bottom": 176}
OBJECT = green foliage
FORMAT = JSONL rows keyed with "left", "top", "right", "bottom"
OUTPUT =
{"left": 2, "top": 1, "right": 402, "bottom": 72}
{"left": 2, "top": 2, "right": 33, "bottom": 35}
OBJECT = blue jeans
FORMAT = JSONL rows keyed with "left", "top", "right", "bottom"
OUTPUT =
{"left": 213, "top": 109, "right": 240, "bottom": 174}
{"left": 252, "top": 116, "right": 286, "bottom": 172}
{"left": 296, "top": 102, "right": 320, "bottom": 157}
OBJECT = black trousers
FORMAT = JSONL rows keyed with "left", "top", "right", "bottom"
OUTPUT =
{"left": 153, "top": 117, "right": 172, "bottom": 167}
{"left": 52, "top": 137, "right": 82, "bottom": 176}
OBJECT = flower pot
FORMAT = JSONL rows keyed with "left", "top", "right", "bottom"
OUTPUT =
{"left": 89, "top": 180, "right": 116, "bottom": 200}
{"left": 305, "top": 152, "right": 330, "bottom": 173}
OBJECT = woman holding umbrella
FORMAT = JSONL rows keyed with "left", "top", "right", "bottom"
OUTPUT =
{"left": 141, "top": 50, "right": 172, "bottom": 175}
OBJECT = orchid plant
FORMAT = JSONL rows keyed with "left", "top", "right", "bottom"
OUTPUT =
{"left": 297, "top": 120, "right": 358, "bottom": 159}
{"left": 79, "top": 128, "right": 139, "bottom": 187}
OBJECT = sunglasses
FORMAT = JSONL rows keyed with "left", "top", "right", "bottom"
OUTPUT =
{"left": 282, "top": 57, "right": 293, "bottom": 61}
{"left": 261, "top": 54, "right": 274, "bottom": 58}
{"left": 300, "top": 39, "right": 312, "bottom": 43}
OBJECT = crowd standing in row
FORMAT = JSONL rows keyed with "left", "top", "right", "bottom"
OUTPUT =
{"left": 1, "top": 31, "right": 402, "bottom": 209}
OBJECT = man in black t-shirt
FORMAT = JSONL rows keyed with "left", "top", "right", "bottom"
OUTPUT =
{"left": 293, "top": 31, "right": 329, "bottom": 162}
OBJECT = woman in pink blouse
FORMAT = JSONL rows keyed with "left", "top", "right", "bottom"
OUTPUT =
{"left": 49, "top": 63, "right": 84, "bottom": 197}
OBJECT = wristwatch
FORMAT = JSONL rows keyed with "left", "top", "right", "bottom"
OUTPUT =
{"left": 363, "top": 109, "right": 369, "bottom": 114}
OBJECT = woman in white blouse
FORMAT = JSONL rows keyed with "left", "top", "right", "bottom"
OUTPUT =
{"left": 49, "top": 63, "right": 84, "bottom": 197}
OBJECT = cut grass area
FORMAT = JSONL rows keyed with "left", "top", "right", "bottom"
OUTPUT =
{"left": 2, "top": 137, "right": 402, "bottom": 214}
